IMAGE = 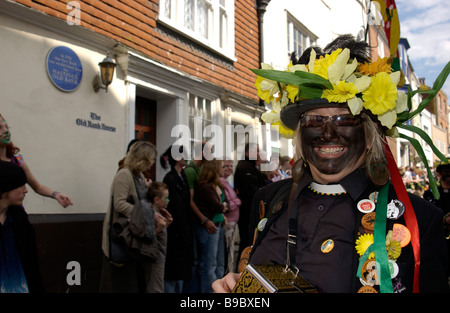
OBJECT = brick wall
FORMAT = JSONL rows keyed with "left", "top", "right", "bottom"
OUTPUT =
{"left": 12, "top": 0, "right": 260, "bottom": 102}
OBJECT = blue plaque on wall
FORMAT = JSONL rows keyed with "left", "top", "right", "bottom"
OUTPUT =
{"left": 46, "top": 46, "right": 83, "bottom": 92}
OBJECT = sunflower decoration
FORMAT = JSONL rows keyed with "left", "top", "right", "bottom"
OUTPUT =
{"left": 385, "top": 230, "right": 402, "bottom": 260}
{"left": 355, "top": 233, "right": 374, "bottom": 258}
{"left": 359, "top": 57, "right": 392, "bottom": 76}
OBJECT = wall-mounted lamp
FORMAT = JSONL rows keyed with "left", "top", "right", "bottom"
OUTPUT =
{"left": 93, "top": 54, "right": 116, "bottom": 92}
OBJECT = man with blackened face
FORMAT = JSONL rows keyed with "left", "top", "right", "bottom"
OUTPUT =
{"left": 213, "top": 35, "right": 449, "bottom": 294}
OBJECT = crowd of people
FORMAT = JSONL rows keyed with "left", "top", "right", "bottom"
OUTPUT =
{"left": 398, "top": 166, "right": 427, "bottom": 197}
{"left": 0, "top": 108, "right": 293, "bottom": 293}
{"left": 100, "top": 139, "right": 293, "bottom": 293}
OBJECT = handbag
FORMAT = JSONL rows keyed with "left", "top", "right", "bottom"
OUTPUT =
{"left": 108, "top": 199, "right": 132, "bottom": 264}
{"left": 108, "top": 171, "right": 159, "bottom": 264}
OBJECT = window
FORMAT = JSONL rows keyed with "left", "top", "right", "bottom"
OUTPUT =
{"left": 159, "top": 0, "right": 235, "bottom": 60}
{"left": 287, "top": 13, "right": 317, "bottom": 59}
{"left": 188, "top": 94, "right": 213, "bottom": 153}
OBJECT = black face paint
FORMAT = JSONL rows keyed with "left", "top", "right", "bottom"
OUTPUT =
{"left": 301, "top": 118, "right": 366, "bottom": 175}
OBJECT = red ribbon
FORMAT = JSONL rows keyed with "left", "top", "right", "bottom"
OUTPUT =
{"left": 384, "top": 142, "right": 420, "bottom": 293}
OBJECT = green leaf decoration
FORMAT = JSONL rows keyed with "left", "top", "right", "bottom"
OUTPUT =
{"left": 293, "top": 71, "right": 333, "bottom": 89}
{"left": 398, "top": 133, "right": 440, "bottom": 199}
{"left": 396, "top": 124, "right": 448, "bottom": 164}
{"left": 402, "top": 61, "right": 450, "bottom": 122}
{"left": 251, "top": 69, "right": 332, "bottom": 90}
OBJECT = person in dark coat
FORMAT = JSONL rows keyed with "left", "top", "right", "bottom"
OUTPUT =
{"left": 213, "top": 35, "right": 449, "bottom": 293}
{"left": 234, "top": 143, "right": 266, "bottom": 256}
{"left": 160, "top": 146, "right": 194, "bottom": 293}
{"left": 0, "top": 161, "right": 44, "bottom": 293}
{"left": 424, "top": 162, "right": 450, "bottom": 280}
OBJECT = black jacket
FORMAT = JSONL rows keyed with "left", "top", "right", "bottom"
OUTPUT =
{"left": 234, "top": 159, "right": 266, "bottom": 215}
{"left": 163, "top": 169, "right": 194, "bottom": 280}
{"left": 9, "top": 206, "right": 44, "bottom": 293}
{"left": 248, "top": 169, "right": 449, "bottom": 293}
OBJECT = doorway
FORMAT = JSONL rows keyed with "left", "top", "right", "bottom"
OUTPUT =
{"left": 135, "top": 95, "right": 157, "bottom": 180}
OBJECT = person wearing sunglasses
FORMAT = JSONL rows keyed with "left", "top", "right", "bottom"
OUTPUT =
{"left": 213, "top": 35, "right": 449, "bottom": 293}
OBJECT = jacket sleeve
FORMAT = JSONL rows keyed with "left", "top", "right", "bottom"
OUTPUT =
{"left": 195, "top": 183, "right": 224, "bottom": 219}
{"left": 112, "top": 168, "right": 135, "bottom": 218}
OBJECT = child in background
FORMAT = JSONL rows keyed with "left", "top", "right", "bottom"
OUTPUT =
{"left": 144, "top": 182, "right": 172, "bottom": 292}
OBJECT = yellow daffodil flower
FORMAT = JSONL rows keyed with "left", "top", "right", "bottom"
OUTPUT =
{"left": 255, "top": 75, "right": 278, "bottom": 103}
{"left": 286, "top": 84, "right": 299, "bottom": 103}
{"left": 271, "top": 121, "right": 295, "bottom": 139}
{"left": 255, "top": 63, "right": 283, "bottom": 103}
{"left": 261, "top": 110, "right": 295, "bottom": 139}
{"left": 313, "top": 49, "right": 342, "bottom": 80}
{"left": 271, "top": 91, "right": 289, "bottom": 112}
{"left": 327, "top": 48, "right": 350, "bottom": 84}
{"left": 345, "top": 75, "right": 373, "bottom": 115}
{"left": 322, "top": 81, "right": 359, "bottom": 103}
{"left": 362, "top": 72, "right": 398, "bottom": 116}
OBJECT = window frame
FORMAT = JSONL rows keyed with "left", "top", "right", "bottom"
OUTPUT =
{"left": 286, "top": 12, "right": 318, "bottom": 60}
{"left": 159, "top": 0, "right": 236, "bottom": 61}
{"left": 188, "top": 93, "right": 214, "bottom": 152}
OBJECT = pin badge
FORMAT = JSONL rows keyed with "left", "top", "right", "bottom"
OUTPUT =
{"left": 357, "top": 199, "right": 376, "bottom": 213}
{"left": 257, "top": 218, "right": 268, "bottom": 232}
{"left": 357, "top": 285, "right": 377, "bottom": 293}
{"left": 389, "top": 260, "right": 399, "bottom": 279}
{"left": 321, "top": 239, "right": 334, "bottom": 253}
{"left": 369, "top": 191, "right": 378, "bottom": 203}
{"left": 361, "top": 212, "right": 376, "bottom": 231}
{"left": 387, "top": 199, "right": 405, "bottom": 220}
{"left": 361, "top": 259, "right": 379, "bottom": 285}
{"left": 392, "top": 223, "right": 411, "bottom": 247}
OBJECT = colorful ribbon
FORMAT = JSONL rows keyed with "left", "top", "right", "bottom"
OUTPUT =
{"left": 374, "top": 183, "right": 393, "bottom": 293}
{"left": 384, "top": 142, "right": 420, "bottom": 293}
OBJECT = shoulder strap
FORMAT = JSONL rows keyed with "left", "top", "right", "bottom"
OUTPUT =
{"left": 249, "top": 180, "right": 294, "bottom": 257}
{"left": 237, "top": 180, "right": 294, "bottom": 272}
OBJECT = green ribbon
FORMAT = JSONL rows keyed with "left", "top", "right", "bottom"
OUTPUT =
{"left": 356, "top": 183, "right": 393, "bottom": 293}
{"left": 356, "top": 244, "right": 374, "bottom": 279}
{"left": 374, "top": 183, "right": 393, "bottom": 293}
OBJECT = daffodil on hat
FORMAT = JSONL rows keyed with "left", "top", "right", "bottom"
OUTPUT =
{"left": 253, "top": 35, "right": 450, "bottom": 198}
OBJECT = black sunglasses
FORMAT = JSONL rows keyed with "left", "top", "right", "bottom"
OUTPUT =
{"left": 300, "top": 114, "right": 362, "bottom": 128}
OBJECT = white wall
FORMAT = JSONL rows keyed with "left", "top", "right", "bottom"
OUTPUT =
{"left": 0, "top": 13, "right": 128, "bottom": 214}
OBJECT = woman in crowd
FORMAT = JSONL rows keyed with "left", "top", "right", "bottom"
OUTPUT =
{"left": 0, "top": 113, "right": 72, "bottom": 208}
{"left": 100, "top": 140, "right": 165, "bottom": 292}
{"left": 160, "top": 145, "right": 194, "bottom": 293}
{"left": 220, "top": 160, "right": 241, "bottom": 273}
{"left": 194, "top": 159, "right": 228, "bottom": 292}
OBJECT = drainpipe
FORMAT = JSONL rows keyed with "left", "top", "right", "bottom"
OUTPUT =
{"left": 256, "top": 0, "right": 271, "bottom": 107}
{"left": 256, "top": 0, "right": 271, "bottom": 64}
